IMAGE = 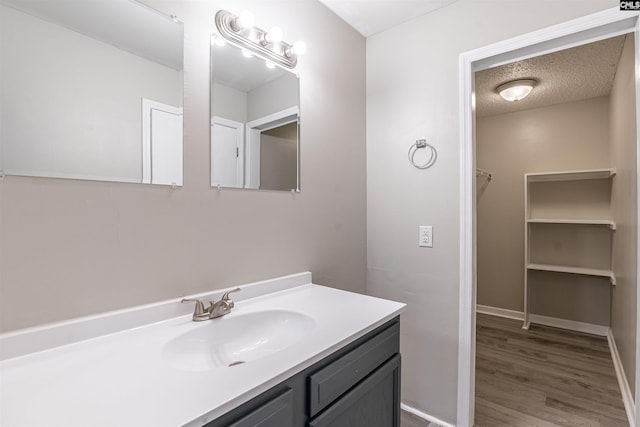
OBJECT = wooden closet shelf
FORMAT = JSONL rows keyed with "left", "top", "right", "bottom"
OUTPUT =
{"left": 527, "top": 263, "right": 616, "bottom": 285}
{"left": 526, "top": 168, "right": 615, "bottom": 182}
{"left": 527, "top": 219, "right": 616, "bottom": 230}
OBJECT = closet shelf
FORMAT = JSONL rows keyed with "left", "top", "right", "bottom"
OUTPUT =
{"left": 526, "top": 168, "right": 615, "bottom": 182}
{"left": 527, "top": 219, "right": 616, "bottom": 230}
{"left": 526, "top": 263, "right": 616, "bottom": 285}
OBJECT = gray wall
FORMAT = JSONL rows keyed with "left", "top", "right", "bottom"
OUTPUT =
{"left": 0, "top": 0, "right": 367, "bottom": 332}
{"left": 211, "top": 83, "right": 247, "bottom": 123}
{"left": 365, "top": 0, "right": 618, "bottom": 423}
{"left": 610, "top": 34, "right": 638, "bottom": 397}
{"left": 260, "top": 123, "right": 298, "bottom": 191}
{"left": 248, "top": 73, "right": 299, "bottom": 122}
{"left": 476, "top": 97, "right": 611, "bottom": 323}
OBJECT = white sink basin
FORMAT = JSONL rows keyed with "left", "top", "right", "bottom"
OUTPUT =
{"left": 162, "top": 309, "right": 316, "bottom": 371}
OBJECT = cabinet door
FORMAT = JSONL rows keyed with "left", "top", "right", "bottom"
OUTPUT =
{"left": 308, "top": 355, "right": 400, "bottom": 427}
{"left": 308, "top": 322, "right": 400, "bottom": 416}
{"left": 223, "top": 388, "right": 293, "bottom": 427}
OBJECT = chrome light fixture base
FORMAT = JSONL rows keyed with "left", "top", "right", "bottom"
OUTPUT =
{"left": 215, "top": 10, "right": 298, "bottom": 69}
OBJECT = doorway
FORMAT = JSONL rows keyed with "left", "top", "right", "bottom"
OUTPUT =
{"left": 458, "top": 8, "right": 640, "bottom": 427}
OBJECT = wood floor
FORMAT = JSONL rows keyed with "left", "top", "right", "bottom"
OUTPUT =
{"left": 401, "top": 409, "right": 440, "bottom": 427}
{"left": 475, "top": 313, "right": 628, "bottom": 427}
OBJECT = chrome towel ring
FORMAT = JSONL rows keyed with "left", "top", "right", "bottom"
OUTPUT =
{"left": 408, "top": 139, "right": 437, "bottom": 169}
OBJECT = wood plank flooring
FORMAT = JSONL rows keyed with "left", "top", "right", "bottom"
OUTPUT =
{"left": 475, "top": 313, "right": 628, "bottom": 427}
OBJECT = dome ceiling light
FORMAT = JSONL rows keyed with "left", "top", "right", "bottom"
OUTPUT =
{"left": 496, "top": 79, "right": 537, "bottom": 102}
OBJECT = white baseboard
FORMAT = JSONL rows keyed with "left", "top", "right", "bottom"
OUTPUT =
{"left": 476, "top": 304, "right": 524, "bottom": 321}
{"left": 401, "top": 403, "right": 455, "bottom": 427}
{"left": 528, "top": 314, "right": 609, "bottom": 337}
{"left": 476, "top": 305, "right": 608, "bottom": 337}
{"left": 607, "top": 330, "right": 636, "bottom": 427}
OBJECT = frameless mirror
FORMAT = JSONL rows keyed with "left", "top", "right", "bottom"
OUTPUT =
{"left": 0, "top": 0, "right": 184, "bottom": 186}
{"left": 211, "top": 37, "right": 300, "bottom": 192}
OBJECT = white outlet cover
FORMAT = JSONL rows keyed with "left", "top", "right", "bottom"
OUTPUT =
{"left": 419, "top": 225, "right": 433, "bottom": 248}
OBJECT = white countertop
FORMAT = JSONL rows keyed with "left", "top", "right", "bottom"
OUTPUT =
{"left": 0, "top": 274, "right": 405, "bottom": 427}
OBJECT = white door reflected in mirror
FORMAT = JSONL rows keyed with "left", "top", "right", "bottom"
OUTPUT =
{"left": 211, "top": 117, "right": 244, "bottom": 188}
{"left": 142, "top": 99, "right": 183, "bottom": 186}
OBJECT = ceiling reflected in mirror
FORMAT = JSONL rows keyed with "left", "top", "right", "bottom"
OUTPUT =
{"left": 0, "top": 0, "right": 184, "bottom": 186}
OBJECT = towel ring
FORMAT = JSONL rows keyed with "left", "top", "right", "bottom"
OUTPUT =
{"left": 408, "top": 139, "right": 437, "bottom": 170}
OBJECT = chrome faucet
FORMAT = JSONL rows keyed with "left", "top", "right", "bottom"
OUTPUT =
{"left": 180, "top": 298, "right": 210, "bottom": 321}
{"left": 181, "top": 288, "right": 241, "bottom": 321}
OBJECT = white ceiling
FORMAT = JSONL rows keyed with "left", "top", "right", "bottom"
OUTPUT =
{"left": 475, "top": 35, "right": 627, "bottom": 117}
{"left": 0, "top": 0, "right": 183, "bottom": 70}
{"left": 317, "top": 1, "right": 628, "bottom": 120}
{"left": 318, "top": 0, "right": 458, "bottom": 37}
{"left": 212, "top": 41, "right": 292, "bottom": 92}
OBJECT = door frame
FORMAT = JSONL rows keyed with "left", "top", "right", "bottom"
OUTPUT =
{"left": 245, "top": 106, "right": 299, "bottom": 190}
{"left": 457, "top": 8, "right": 640, "bottom": 427}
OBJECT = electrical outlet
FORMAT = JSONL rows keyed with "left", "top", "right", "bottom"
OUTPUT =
{"left": 419, "top": 225, "right": 433, "bottom": 248}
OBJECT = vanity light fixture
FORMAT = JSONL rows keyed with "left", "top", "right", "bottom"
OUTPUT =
{"left": 497, "top": 79, "right": 537, "bottom": 102}
{"left": 215, "top": 9, "right": 306, "bottom": 69}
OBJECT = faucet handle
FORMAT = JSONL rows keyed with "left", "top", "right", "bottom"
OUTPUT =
{"left": 181, "top": 298, "right": 209, "bottom": 321}
{"left": 221, "top": 288, "right": 241, "bottom": 309}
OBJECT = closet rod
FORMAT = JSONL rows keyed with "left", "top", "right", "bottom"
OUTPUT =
{"left": 476, "top": 168, "right": 492, "bottom": 181}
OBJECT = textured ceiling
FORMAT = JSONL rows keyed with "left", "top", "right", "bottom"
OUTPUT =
{"left": 318, "top": 0, "right": 458, "bottom": 37}
{"left": 475, "top": 35, "right": 627, "bottom": 117}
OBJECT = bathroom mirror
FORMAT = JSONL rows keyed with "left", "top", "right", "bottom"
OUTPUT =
{"left": 0, "top": 0, "right": 184, "bottom": 186}
{"left": 211, "top": 37, "right": 300, "bottom": 191}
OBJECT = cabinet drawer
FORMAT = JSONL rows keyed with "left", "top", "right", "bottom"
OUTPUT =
{"left": 228, "top": 388, "right": 293, "bottom": 427}
{"left": 308, "top": 354, "right": 401, "bottom": 427}
{"left": 308, "top": 321, "right": 399, "bottom": 417}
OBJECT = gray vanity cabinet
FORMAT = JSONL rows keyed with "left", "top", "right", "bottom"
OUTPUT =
{"left": 307, "top": 355, "right": 400, "bottom": 427}
{"left": 204, "top": 318, "right": 400, "bottom": 427}
{"left": 226, "top": 389, "right": 294, "bottom": 427}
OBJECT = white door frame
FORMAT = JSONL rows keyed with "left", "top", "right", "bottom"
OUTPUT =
{"left": 458, "top": 8, "right": 640, "bottom": 427}
{"left": 245, "top": 106, "right": 299, "bottom": 190}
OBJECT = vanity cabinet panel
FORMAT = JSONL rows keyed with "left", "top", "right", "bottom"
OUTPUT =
{"left": 308, "top": 322, "right": 399, "bottom": 417}
{"left": 307, "top": 355, "right": 400, "bottom": 427}
{"left": 228, "top": 389, "right": 293, "bottom": 427}
{"left": 204, "top": 318, "right": 400, "bottom": 427}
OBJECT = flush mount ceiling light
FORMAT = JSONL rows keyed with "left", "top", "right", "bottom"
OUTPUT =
{"left": 214, "top": 10, "right": 306, "bottom": 69}
{"left": 496, "top": 79, "right": 537, "bottom": 102}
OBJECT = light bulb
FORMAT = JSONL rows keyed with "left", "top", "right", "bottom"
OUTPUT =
{"left": 265, "top": 61, "right": 276, "bottom": 69}
{"left": 292, "top": 40, "right": 307, "bottom": 55}
{"left": 267, "top": 26, "right": 283, "bottom": 43}
{"left": 236, "top": 10, "right": 255, "bottom": 29}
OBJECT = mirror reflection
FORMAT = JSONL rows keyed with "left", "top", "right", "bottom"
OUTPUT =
{"left": 211, "top": 37, "right": 300, "bottom": 191}
{"left": 0, "top": 0, "right": 184, "bottom": 186}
